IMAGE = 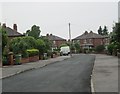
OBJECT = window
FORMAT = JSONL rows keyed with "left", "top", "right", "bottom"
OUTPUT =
{"left": 84, "top": 39, "right": 87, "bottom": 43}
{"left": 89, "top": 39, "right": 92, "bottom": 43}
{"left": 53, "top": 41, "right": 56, "bottom": 44}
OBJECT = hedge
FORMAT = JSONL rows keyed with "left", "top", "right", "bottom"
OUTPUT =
{"left": 27, "top": 49, "right": 39, "bottom": 57}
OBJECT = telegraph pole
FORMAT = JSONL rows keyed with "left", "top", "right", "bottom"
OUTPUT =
{"left": 69, "top": 23, "right": 72, "bottom": 57}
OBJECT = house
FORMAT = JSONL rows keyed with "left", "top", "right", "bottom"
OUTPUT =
{"left": 72, "top": 31, "right": 109, "bottom": 49}
{"left": 2, "top": 23, "right": 24, "bottom": 40}
{"left": 45, "top": 34, "right": 67, "bottom": 49}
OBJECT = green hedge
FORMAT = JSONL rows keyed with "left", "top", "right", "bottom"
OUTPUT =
{"left": 27, "top": 49, "right": 39, "bottom": 57}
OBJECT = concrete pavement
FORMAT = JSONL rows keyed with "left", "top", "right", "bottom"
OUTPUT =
{"left": 1, "top": 56, "right": 70, "bottom": 79}
{"left": 91, "top": 54, "right": 118, "bottom": 92}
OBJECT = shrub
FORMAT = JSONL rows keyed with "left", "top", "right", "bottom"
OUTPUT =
{"left": 27, "top": 49, "right": 39, "bottom": 57}
{"left": 95, "top": 45, "right": 105, "bottom": 53}
{"left": 9, "top": 36, "right": 37, "bottom": 56}
{"left": 107, "top": 43, "right": 114, "bottom": 55}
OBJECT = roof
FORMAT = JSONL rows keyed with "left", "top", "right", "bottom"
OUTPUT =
{"left": 5, "top": 27, "right": 24, "bottom": 37}
{"left": 46, "top": 34, "right": 66, "bottom": 41}
{"left": 73, "top": 31, "right": 105, "bottom": 40}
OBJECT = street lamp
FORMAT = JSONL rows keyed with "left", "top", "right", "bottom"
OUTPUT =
{"left": 69, "top": 23, "right": 72, "bottom": 57}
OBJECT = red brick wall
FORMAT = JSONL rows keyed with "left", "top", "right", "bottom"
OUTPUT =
{"left": 93, "top": 38, "right": 104, "bottom": 47}
{"left": 55, "top": 40, "right": 67, "bottom": 47}
{"left": 77, "top": 38, "right": 104, "bottom": 48}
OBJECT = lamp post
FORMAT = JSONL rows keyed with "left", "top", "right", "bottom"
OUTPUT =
{"left": 69, "top": 23, "right": 72, "bottom": 57}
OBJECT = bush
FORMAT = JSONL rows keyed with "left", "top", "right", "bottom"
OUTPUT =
{"left": 107, "top": 43, "right": 114, "bottom": 55}
{"left": 22, "top": 51, "right": 29, "bottom": 58}
{"left": 95, "top": 45, "right": 105, "bottom": 53}
{"left": 27, "top": 49, "right": 39, "bottom": 57}
{"left": 9, "top": 36, "right": 37, "bottom": 54}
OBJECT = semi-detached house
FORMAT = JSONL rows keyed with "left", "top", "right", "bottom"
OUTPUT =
{"left": 72, "top": 31, "right": 109, "bottom": 49}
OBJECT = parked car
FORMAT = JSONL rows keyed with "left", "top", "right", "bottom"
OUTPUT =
{"left": 60, "top": 46, "right": 70, "bottom": 56}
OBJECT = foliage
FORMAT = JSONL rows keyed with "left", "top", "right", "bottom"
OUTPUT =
{"left": 110, "top": 22, "right": 120, "bottom": 54}
{"left": 0, "top": 27, "right": 8, "bottom": 53}
{"left": 98, "top": 26, "right": 103, "bottom": 35}
{"left": 97, "top": 26, "right": 108, "bottom": 35}
{"left": 9, "top": 36, "right": 37, "bottom": 56}
{"left": 103, "top": 26, "right": 108, "bottom": 35}
{"left": 27, "top": 49, "right": 39, "bottom": 57}
{"left": 60, "top": 43, "right": 68, "bottom": 47}
{"left": 40, "top": 36, "right": 52, "bottom": 52}
{"left": 26, "top": 25, "right": 41, "bottom": 39}
{"left": 95, "top": 45, "right": 105, "bottom": 53}
{"left": 74, "top": 42, "right": 81, "bottom": 53}
{"left": 107, "top": 43, "right": 114, "bottom": 55}
{"left": 36, "top": 39, "right": 45, "bottom": 55}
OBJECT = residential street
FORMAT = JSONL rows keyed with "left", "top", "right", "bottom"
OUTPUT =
{"left": 2, "top": 54, "right": 95, "bottom": 92}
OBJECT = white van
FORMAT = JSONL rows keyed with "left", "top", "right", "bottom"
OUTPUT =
{"left": 60, "top": 46, "right": 70, "bottom": 55}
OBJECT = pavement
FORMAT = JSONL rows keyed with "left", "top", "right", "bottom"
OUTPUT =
{"left": 91, "top": 54, "right": 118, "bottom": 93}
{"left": 1, "top": 56, "right": 70, "bottom": 79}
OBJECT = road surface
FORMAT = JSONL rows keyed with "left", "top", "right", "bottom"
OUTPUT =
{"left": 2, "top": 54, "right": 95, "bottom": 92}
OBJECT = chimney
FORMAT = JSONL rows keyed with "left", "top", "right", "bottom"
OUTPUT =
{"left": 90, "top": 31, "right": 93, "bottom": 33}
{"left": 84, "top": 31, "right": 88, "bottom": 35}
{"left": 13, "top": 24, "right": 17, "bottom": 31}
{"left": 46, "top": 34, "right": 49, "bottom": 37}
{"left": 2, "top": 23, "right": 6, "bottom": 28}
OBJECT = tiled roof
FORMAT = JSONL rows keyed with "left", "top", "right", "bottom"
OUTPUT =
{"left": 46, "top": 34, "right": 66, "bottom": 41}
{"left": 73, "top": 31, "right": 104, "bottom": 40}
{"left": 5, "top": 27, "right": 24, "bottom": 37}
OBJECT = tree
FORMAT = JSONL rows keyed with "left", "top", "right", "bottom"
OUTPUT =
{"left": 26, "top": 25, "right": 41, "bottom": 39}
{"left": 36, "top": 39, "right": 45, "bottom": 56}
{"left": 40, "top": 36, "right": 52, "bottom": 52}
{"left": 110, "top": 22, "right": 120, "bottom": 53}
{"left": 0, "top": 27, "right": 8, "bottom": 53}
{"left": 103, "top": 26, "right": 108, "bottom": 35}
{"left": 74, "top": 41, "right": 81, "bottom": 53}
{"left": 9, "top": 36, "right": 37, "bottom": 57}
{"left": 98, "top": 26, "right": 103, "bottom": 35}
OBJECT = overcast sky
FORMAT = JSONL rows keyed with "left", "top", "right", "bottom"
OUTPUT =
{"left": 1, "top": 2, "right": 118, "bottom": 39}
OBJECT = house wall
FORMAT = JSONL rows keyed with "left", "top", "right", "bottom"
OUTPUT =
{"left": 93, "top": 38, "right": 104, "bottom": 47}
{"left": 73, "top": 38, "right": 104, "bottom": 48}
{"left": 54, "top": 40, "right": 67, "bottom": 47}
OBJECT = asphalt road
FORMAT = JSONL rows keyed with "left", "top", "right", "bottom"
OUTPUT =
{"left": 2, "top": 54, "right": 95, "bottom": 92}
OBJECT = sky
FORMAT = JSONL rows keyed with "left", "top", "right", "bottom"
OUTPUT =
{"left": 1, "top": 1, "right": 118, "bottom": 39}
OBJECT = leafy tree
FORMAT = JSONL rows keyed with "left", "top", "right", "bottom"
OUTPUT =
{"left": 107, "top": 43, "right": 114, "bottom": 55}
{"left": 36, "top": 39, "right": 45, "bottom": 56}
{"left": 40, "top": 36, "right": 52, "bottom": 52}
{"left": 9, "top": 36, "right": 37, "bottom": 57}
{"left": 98, "top": 26, "right": 103, "bottom": 35}
{"left": 74, "top": 42, "right": 81, "bottom": 53}
{"left": 60, "top": 43, "right": 68, "bottom": 47}
{"left": 110, "top": 22, "right": 120, "bottom": 53}
{"left": 0, "top": 27, "right": 8, "bottom": 53}
{"left": 103, "top": 26, "right": 108, "bottom": 35}
{"left": 26, "top": 25, "right": 41, "bottom": 39}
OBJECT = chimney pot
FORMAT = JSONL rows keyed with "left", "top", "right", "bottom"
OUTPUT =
{"left": 84, "top": 31, "right": 88, "bottom": 35}
{"left": 13, "top": 24, "right": 17, "bottom": 31}
{"left": 2, "top": 23, "right": 6, "bottom": 28}
{"left": 46, "top": 34, "right": 49, "bottom": 36}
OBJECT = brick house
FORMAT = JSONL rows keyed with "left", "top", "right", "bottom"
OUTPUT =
{"left": 2, "top": 23, "right": 24, "bottom": 40}
{"left": 45, "top": 34, "right": 67, "bottom": 49}
{"left": 72, "top": 31, "right": 109, "bottom": 49}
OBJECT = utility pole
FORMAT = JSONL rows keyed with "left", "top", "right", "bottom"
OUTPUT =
{"left": 69, "top": 23, "right": 72, "bottom": 57}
